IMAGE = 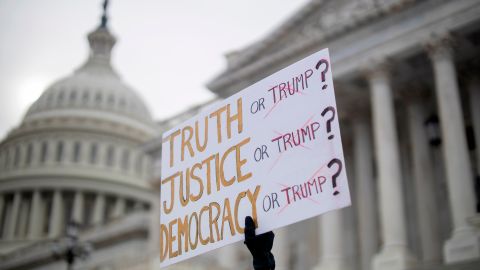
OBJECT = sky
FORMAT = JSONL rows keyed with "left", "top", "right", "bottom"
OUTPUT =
{"left": 0, "top": 0, "right": 310, "bottom": 140}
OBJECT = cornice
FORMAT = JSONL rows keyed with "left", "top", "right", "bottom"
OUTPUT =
{"left": 207, "top": 0, "right": 480, "bottom": 97}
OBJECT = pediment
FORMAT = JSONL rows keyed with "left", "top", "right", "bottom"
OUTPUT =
{"left": 226, "top": 0, "right": 413, "bottom": 72}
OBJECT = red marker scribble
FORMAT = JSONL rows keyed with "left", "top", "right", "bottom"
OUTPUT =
{"left": 275, "top": 159, "right": 330, "bottom": 215}
{"left": 268, "top": 114, "right": 316, "bottom": 171}
{"left": 264, "top": 85, "right": 307, "bottom": 119}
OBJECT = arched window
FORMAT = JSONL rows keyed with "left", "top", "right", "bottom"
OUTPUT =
{"left": 121, "top": 149, "right": 130, "bottom": 170}
{"left": 82, "top": 91, "right": 90, "bottom": 104}
{"left": 89, "top": 143, "right": 98, "bottom": 164}
{"left": 55, "top": 141, "right": 64, "bottom": 162}
{"left": 40, "top": 142, "right": 48, "bottom": 163}
{"left": 69, "top": 90, "right": 77, "bottom": 104}
{"left": 58, "top": 91, "right": 65, "bottom": 105}
{"left": 46, "top": 92, "right": 54, "bottom": 105}
{"left": 72, "top": 142, "right": 81, "bottom": 162}
{"left": 13, "top": 146, "right": 21, "bottom": 167}
{"left": 25, "top": 143, "right": 33, "bottom": 165}
{"left": 106, "top": 146, "right": 115, "bottom": 167}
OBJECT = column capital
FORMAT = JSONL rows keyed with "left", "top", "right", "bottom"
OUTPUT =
{"left": 424, "top": 33, "right": 456, "bottom": 61}
{"left": 362, "top": 57, "right": 392, "bottom": 82}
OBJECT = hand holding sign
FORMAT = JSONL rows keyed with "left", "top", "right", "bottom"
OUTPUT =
{"left": 160, "top": 48, "right": 351, "bottom": 267}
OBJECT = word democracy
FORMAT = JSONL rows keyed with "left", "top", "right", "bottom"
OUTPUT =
{"left": 161, "top": 97, "right": 259, "bottom": 262}
{"left": 160, "top": 185, "right": 261, "bottom": 261}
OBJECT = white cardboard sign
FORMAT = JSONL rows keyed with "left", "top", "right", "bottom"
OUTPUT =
{"left": 160, "top": 48, "right": 351, "bottom": 267}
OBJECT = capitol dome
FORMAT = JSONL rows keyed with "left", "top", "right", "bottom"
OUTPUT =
{"left": 0, "top": 8, "right": 159, "bottom": 245}
{"left": 24, "top": 26, "right": 154, "bottom": 131}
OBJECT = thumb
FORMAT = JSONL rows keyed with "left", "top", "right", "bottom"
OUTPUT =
{"left": 244, "top": 216, "right": 256, "bottom": 240}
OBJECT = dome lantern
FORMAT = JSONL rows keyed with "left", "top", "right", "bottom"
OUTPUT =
{"left": 81, "top": 0, "right": 116, "bottom": 73}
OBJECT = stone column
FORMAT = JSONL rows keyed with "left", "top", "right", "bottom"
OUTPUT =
{"left": 93, "top": 193, "right": 106, "bottom": 225}
{"left": 313, "top": 211, "right": 348, "bottom": 270}
{"left": 48, "top": 189, "right": 64, "bottom": 238}
{"left": 368, "top": 62, "right": 415, "bottom": 270}
{"left": 293, "top": 221, "right": 311, "bottom": 270}
{"left": 28, "top": 190, "right": 43, "bottom": 239}
{"left": 427, "top": 35, "right": 479, "bottom": 263}
{"left": 72, "top": 191, "right": 84, "bottom": 224}
{"left": 272, "top": 227, "right": 290, "bottom": 270}
{"left": 112, "top": 197, "right": 126, "bottom": 219}
{"left": 353, "top": 117, "right": 378, "bottom": 270}
{"left": 17, "top": 199, "right": 29, "bottom": 237}
{"left": 468, "top": 78, "right": 480, "bottom": 176}
{"left": 407, "top": 98, "right": 442, "bottom": 263}
{"left": 114, "top": 147, "right": 123, "bottom": 171}
{"left": 5, "top": 191, "right": 21, "bottom": 239}
{"left": 142, "top": 155, "right": 153, "bottom": 180}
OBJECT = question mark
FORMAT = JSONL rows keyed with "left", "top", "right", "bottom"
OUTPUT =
{"left": 315, "top": 59, "right": 329, "bottom": 90}
{"left": 321, "top": 106, "right": 336, "bottom": 140}
{"left": 327, "top": 158, "right": 342, "bottom": 196}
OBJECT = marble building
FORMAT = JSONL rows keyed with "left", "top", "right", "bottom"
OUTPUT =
{"left": 150, "top": 0, "right": 480, "bottom": 269}
{"left": 0, "top": 6, "right": 160, "bottom": 270}
{"left": 2, "top": 0, "right": 480, "bottom": 270}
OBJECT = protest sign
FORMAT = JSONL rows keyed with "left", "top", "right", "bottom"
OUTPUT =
{"left": 160, "top": 48, "right": 351, "bottom": 267}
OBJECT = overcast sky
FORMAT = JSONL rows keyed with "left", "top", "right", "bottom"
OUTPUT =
{"left": 0, "top": 0, "right": 310, "bottom": 140}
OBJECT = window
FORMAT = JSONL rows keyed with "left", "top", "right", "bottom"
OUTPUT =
{"left": 55, "top": 141, "right": 64, "bottom": 162}
{"left": 40, "top": 142, "right": 48, "bottom": 163}
{"left": 106, "top": 146, "right": 115, "bottom": 167}
{"left": 121, "top": 149, "right": 130, "bottom": 170}
{"left": 46, "top": 92, "right": 54, "bottom": 105}
{"left": 72, "top": 142, "right": 81, "bottom": 162}
{"left": 13, "top": 146, "right": 21, "bottom": 167}
{"left": 89, "top": 143, "right": 98, "bottom": 164}
{"left": 58, "top": 91, "right": 65, "bottom": 104}
{"left": 69, "top": 91, "right": 77, "bottom": 103}
{"left": 0, "top": 150, "right": 5, "bottom": 169}
{"left": 82, "top": 91, "right": 90, "bottom": 104}
{"left": 25, "top": 143, "right": 33, "bottom": 165}
{"left": 95, "top": 92, "right": 102, "bottom": 105}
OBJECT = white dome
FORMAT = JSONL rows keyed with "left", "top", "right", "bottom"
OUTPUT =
{"left": 0, "top": 23, "right": 158, "bottom": 191}
{"left": 25, "top": 27, "right": 153, "bottom": 126}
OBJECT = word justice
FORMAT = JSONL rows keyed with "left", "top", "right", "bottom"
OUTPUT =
{"left": 267, "top": 68, "right": 314, "bottom": 104}
{"left": 271, "top": 121, "right": 321, "bottom": 153}
{"left": 164, "top": 97, "right": 244, "bottom": 168}
{"left": 162, "top": 137, "right": 252, "bottom": 214}
{"left": 160, "top": 185, "right": 261, "bottom": 262}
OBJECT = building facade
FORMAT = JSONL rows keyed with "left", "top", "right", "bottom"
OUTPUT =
{"left": 2, "top": 0, "right": 480, "bottom": 270}
{"left": 0, "top": 9, "right": 160, "bottom": 270}
{"left": 203, "top": 0, "right": 480, "bottom": 269}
